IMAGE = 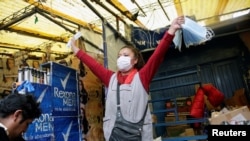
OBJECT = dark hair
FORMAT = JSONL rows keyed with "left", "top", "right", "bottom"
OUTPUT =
{"left": 79, "top": 62, "right": 86, "bottom": 77}
{"left": 81, "top": 108, "right": 89, "bottom": 134}
{"left": 59, "top": 59, "right": 68, "bottom": 66}
{"left": 6, "top": 58, "right": 15, "bottom": 70}
{"left": 120, "top": 45, "right": 145, "bottom": 70}
{"left": 79, "top": 79, "right": 88, "bottom": 105}
{"left": 2, "top": 74, "right": 14, "bottom": 83}
{"left": 0, "top": 93, "right": 41, "bottom": 123}
{"left": 20, "top": 60, "right": 29, "bottom": 68}
{"left": 2, "top": 74, "right": 7, "bottom": 82}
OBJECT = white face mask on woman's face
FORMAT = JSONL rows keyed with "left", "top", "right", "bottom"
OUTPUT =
{"left": 117, "top": 56, "right": 132, "bottom": 72}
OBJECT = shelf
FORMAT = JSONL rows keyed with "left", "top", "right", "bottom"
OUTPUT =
{"left": 153, "top": 118, "right": 207, "bottom": 127}
{"left": 148, "top": 97, "right": 174, "bottom": 103}
{"left": 150, "top": 81, "right": 201, "bottom": 92}
{"left": 151, "top": 108, "right": 176, "bottom": 114}
{"left": 162, "top": 135, "right": 208, "bottom": 141}
{"left": 149, "top": 66, "right": 207, "bottom": 140}
{"left": 166, "top": 112, "right": 190, "bottom": 116}
{"left": 152, "top": 70, "right": 198, "bottom": 82}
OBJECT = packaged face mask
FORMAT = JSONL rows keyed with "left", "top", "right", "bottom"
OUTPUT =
{"left": 182, "top": 17, "right": 214, "bottom": 47}
{"left": 173, "top": 29, "right": 183, "bottom": 51}
{"left": 173, "top": 16, "right": 215, "bottom": 51}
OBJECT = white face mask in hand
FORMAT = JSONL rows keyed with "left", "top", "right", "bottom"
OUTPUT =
{"left": 117, "top": 56, "right": 132, "bottom": 72}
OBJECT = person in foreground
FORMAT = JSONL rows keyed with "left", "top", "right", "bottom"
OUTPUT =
{"left": 70, "top": 16, "right": 185, "bottom": 140}
{"left": 0, "top": 94, "right": 42, "bottom": 141}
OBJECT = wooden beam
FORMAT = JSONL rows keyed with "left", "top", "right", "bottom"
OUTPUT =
{"left": 8, "top": 26, "right": 69, "bottom": 43}
{"left": 174, "top": 0, "right": 184, "bottom": 16}
{"left": 205, "top": 0, "right": 229, "bottom": 25}
{"left": 0, "top": 43, "right": 33, "bottom": 50}
{"left": 106, "top": 0, "right": 147, "bottom": 29}
{"left": 25, "top": 0, "right": 102, "bottom": 33}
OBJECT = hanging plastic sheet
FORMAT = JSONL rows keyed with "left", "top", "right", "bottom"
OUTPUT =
{"left": 173, "top": 16, "right": 215, "bottom": 51}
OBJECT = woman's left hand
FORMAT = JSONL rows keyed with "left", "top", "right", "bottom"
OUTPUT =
{"left": 168, "top": 16, "right": 185, "bottom": 35}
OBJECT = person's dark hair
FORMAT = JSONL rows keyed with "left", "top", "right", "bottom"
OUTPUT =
{"left": 0, "top": 93, "right": 41, "bottom": 123}
{"left": 120, "top": 45, "right": 145, "bottom": 70}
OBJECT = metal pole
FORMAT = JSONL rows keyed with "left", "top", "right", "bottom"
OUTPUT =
{"left": 81, "top": 0, "right": 108, "bottom": 68}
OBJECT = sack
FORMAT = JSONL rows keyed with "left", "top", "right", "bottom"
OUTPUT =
{"left": 109, "top": 115, "right": 142, "bottom": 141}
{"left": 202, "top": 84, "right": 225, "bottom": 107}
{"left": 190, "top": 87, "right": 205, "bottom": 118}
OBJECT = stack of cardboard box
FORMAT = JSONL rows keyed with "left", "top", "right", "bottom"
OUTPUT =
{"left": 209, "top": 106, "right": 250, "bottom": 125}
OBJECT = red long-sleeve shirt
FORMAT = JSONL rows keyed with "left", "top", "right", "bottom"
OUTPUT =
{"left": 76, "top": 32, "right": 174, "bottom": 92}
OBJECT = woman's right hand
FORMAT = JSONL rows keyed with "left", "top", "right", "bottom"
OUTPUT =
{"left": 70, "top": 38, "right": 80, "bottom": 55}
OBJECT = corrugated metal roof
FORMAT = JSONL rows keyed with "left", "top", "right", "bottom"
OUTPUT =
{"left": 0, "top": 0, "right": 249, "bottom": 58}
